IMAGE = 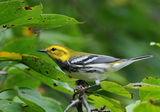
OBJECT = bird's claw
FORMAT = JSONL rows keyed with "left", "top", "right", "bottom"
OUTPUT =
{"left": 74, "top": 85, "right": 86, "bottom": 93}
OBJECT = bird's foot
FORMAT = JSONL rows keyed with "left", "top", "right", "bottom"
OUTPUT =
{"left": 73, "top": 83, "right": 98, "bottom": 100}
{"left": 65, "top": 80, "right": 101, "bottom": 112}
{"left": 75, "top": 80, "right": 99, "bottom": 92}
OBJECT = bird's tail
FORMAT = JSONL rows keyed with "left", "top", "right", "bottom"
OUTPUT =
{"left": 130, "top": 55, "right": 153, "bottom": 62}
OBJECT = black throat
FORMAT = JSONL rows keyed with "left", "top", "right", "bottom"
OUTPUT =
{"left": 54, "top": 59, "right": 78, "bottom": 73}
{"left": 55, "top": 59, "right": 69, "bottom": 71}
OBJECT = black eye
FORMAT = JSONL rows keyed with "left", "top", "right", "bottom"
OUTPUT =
{"left": 51, "top": 48, "right": 56, "bottom": 51}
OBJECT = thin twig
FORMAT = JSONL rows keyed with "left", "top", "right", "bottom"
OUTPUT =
{"left": 72, "top": 92, "right": 78, "bottom": 100}
{"left": 82, "top": 94, "right": 91, "bottom": 112}
{"left": 85, "top": 84, "right": 98, "bottom": 90}
{"left": 76, "top": 101, "right": 83, "bottom": 112}
{"left": 64, "top": 99, "right": 80, "bottom": 112}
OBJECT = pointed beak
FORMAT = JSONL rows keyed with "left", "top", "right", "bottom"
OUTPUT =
{"left": 38, "top": 49, "right": 47, "bottom": 53}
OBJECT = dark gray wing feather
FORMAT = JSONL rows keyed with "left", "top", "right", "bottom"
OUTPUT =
{"left": 87, "top": 55, "right": 120, "bottom": 64}
{"left": 68, "top": 54, "right": 120, "bottom": 65}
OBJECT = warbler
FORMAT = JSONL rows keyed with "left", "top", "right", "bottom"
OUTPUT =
{"left": 39, "top": 45, "right": 152, "bottom": 85}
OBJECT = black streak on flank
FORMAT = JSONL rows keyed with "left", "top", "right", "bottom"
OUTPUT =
{"left": 24, "top": 6, "right": 32, "bottom": 10}
{"left": 85, "top": 70, "right": 102, "bottom": 74}
{"left": 53, "top": 83, "right": 58, "bottom": 87}
{"left": 55, "top": 60, "right": 80, "bottom": 73}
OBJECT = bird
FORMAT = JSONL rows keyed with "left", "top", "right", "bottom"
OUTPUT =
{"left": 38, "top": 45, "right": 152, "bottom": 85}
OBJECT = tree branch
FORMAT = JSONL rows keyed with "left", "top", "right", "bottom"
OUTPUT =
{"left": 64, "top": 99, "right": 80, "bottom": 112}
{"left": 82, "top": 93, "right": 91, "bottom": 112}
{"left": 76, "top": 101, "right": 83, "bottom": 112}
{"left": 64, "top": 80, "right": 108, "bottom": 112}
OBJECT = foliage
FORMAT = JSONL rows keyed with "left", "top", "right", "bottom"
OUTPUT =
{"left": 125, "top": 77, "right": 160, "bottom": 112}
{"left": 0, "top": 0, "right": 160, "bottom": 112}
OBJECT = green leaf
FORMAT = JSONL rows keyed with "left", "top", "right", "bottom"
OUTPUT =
{"left": 142, "top": 77, "right": 160, "bottom": 86}
{"left": 88, "top": 95, "right": 123, "bottom": 112}
{"left": 1, "top": 37, "right": 51, "bottom": 63}
{"left": 0, "top": 62, "right": 12, "bottom": 69}
{"left": 0, "top": 0, "right": 79, "bottom": 29}
{"left": 5, "top": 5, "right": 42, "bottom": 28}
{"left": 16, "top": 64, "right": 73, "bottom": 94}
{"left": 0, "top": 0, "right": 27, "bottom": 25}
{"left": 133, "top": 102, "right": 160, "bottom": 112}
{"left": 0, "top": 90, "right": 17, "bottom": 100}
{"left": 100, "top": 81, "right": 131, "bottom": 98}
{"left": 0, "top": 52, "right": 22, "bottom": 61}
{"left": 0, "top": 51, "right": 75, "bottom": 92}
{"left": 13, "top": 96, "right": 25, "bottom": 104}
{"left": 17, "top": 87, "right": 45, "bottom": 112}
{"left": 24, "top": 0, "right": 41, "bottom": 7}
{"left": 2, "top": 38, "right": 38, "bottom": 55}
{"left": 42, "top": 97, "right": 63, "bottom": 112}
{"left": 21, "top": 55, "right": 75, "bottom": 87}
{"left": 126, "top": 83, "right": 150, "bottom": 89}
{"left": 2, "top": 67, "right": 41, "bottom": 89}
{"left": 139, "top": 86, "right": 160, "bottom": 101}
{"left": 0, "top": 99, "right": 24, "bottom": 112}
{"left": 7, "top": 14, "right": 79, "bottom": 28}
{"left": 126, "top": 100, "right": 140, "bottom": 112}
{"left": 126, "top": 77, "right": 160, "bottom": 101}
{"left": 0, "top": 0, "right": 42, "bottom": 28}
{"left": 17, "top": 87, "right": 63, "bottom": 112}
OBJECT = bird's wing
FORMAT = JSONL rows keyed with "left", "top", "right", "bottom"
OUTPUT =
{"left": 68, "top": 54, "right": 121, "bottom": 65}
{"left": 67, "top": 54, "right": 125, "bottom": 74}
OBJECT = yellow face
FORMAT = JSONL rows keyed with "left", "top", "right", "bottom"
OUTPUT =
{"left": 44, "top": 45, "right": 71, "bottom": 62}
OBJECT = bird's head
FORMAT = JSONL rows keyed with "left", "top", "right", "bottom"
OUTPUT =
{"left": 38, "top": 45, "right": 73, "bottom": 62}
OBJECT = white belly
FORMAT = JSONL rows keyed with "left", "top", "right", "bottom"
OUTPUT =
{"left": 64, "top": 61, "right": 132, "bottom": 82}
{"left": 67, "top": 71, "right": 110, "bottom": 81}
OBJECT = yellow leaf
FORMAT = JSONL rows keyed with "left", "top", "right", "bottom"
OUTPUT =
{"left": 0, "top": 52, "right": 22, "bottom": 60}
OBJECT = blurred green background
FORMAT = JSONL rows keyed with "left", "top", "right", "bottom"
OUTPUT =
{"left": 0, "top": 0, "right": 160, "bottom": 111}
